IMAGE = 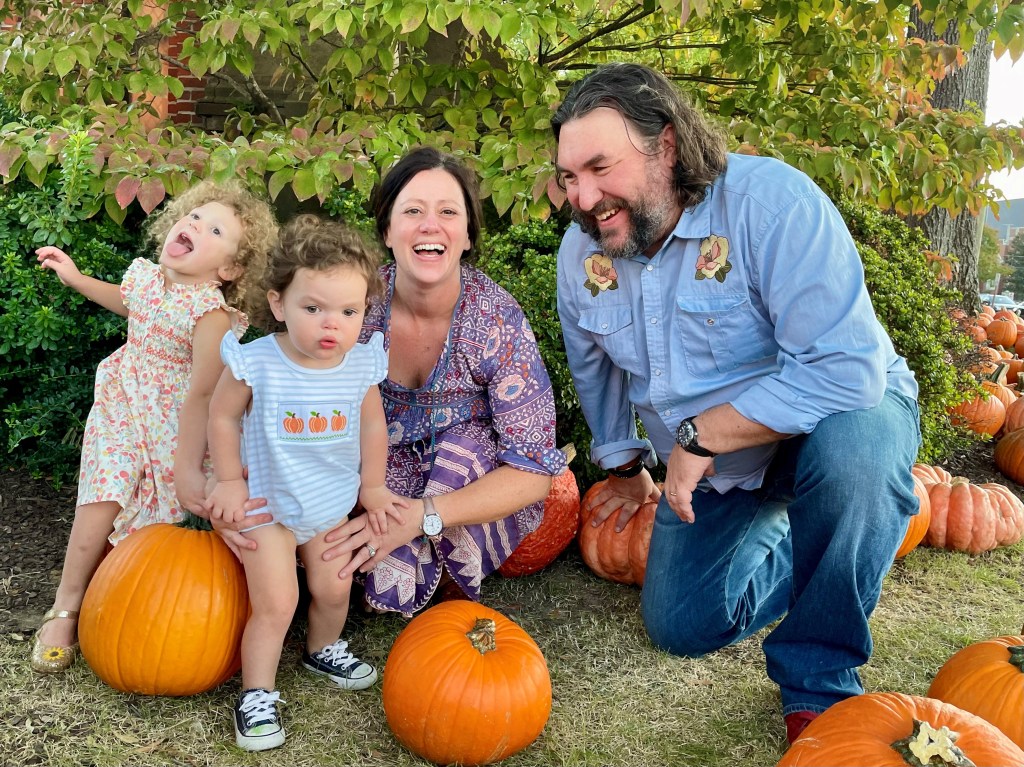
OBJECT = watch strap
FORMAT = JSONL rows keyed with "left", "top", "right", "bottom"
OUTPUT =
{"left": 607, "top": 456, "right": 645, "bottom": 479}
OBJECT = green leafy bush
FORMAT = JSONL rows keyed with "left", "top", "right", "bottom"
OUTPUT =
{"left": 839, "top": 198, "right": 977, "bottom": 463}
{"left": 0, "top": 133, "right": 139, "bottom": 484}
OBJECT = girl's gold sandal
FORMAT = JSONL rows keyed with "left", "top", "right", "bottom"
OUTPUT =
{"left": 30, "top": 608, "right": 80, "bottom": 673}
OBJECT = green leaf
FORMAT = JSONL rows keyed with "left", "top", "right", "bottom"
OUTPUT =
{"left": 53, "top": 49, "right": 76, "bottom": 78}
{"left": 292, "top": 167, "right": 317, "bottom": 201}
{"left": 268, "top": 168, "right": 295, "bottom": 200}
{"left": 462, "top": 5, "right": 485, "bottom": 36}
{"left": 400, "top": 2, "right": 427, "bottom": 34}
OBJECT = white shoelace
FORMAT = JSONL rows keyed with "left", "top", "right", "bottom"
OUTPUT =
{"left": 317, "top": 640, "right": 359, "bottom": 669}
{"left": 239, "top": 690, "right": 282, "bottom": 726}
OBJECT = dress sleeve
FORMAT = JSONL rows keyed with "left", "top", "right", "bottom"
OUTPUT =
{"left": 119, "top": 258, "right": 152, "bottom": 311}
{"left": 192, "top": 286, "right": 249, "bottom": 338}
{"left": 363, "top": 331, "right": 388, "bottom": 385}
{"left": 481, "top": 301, "right": 566, "bottom": 477}
{"left": 220, "top": 331, "right": 252, "bottom": 385}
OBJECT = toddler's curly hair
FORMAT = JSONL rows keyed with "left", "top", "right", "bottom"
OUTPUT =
{"left": 252, "top": 214, "right": 385, "bottom": 334}
{"left": 146, "top": 179, "right": 279, "bottom": 317}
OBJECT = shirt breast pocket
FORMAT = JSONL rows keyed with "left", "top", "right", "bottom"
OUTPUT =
{"left": 578, "top": 306, "right": 644, "bottom": 377}
{"left": 676, "top": 294, "right": 775, "bottom": 378}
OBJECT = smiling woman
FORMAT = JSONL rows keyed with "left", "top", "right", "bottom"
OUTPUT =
{"left": 318, "top": 147, "right": 567, "bottom": 616}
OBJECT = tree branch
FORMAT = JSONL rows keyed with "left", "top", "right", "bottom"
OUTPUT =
{"left": 542, "top": 5, "right": 656, "bottom": 65}
{"left": 159, "top": 54, "right": 284, "bottom": 124}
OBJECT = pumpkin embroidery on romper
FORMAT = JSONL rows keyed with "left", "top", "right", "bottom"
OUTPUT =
{"left": 695, "top": 234, "right": 732, "bottom": 283}
{"left": 278, "top": 403, "right": 351, "bottom": 441}
{"left": 583, "top": 253, "right": 618, "bottom": 297}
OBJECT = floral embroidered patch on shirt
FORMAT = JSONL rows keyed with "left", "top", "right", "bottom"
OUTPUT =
{"left": 583, "top": 253, "right": 618, "bottom": 296}
{"left": 695, "top": 235, "right": 732, "bottom": 283}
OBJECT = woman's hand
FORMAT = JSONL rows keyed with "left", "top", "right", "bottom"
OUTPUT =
{"left": 586, "top": 471, "right": 661, "bottom": 531}
{"left": 323, "top": 498, "right": 422, "bottom": 577}
{"left": 207, "top": 495, "right": 271, "bottom": 554}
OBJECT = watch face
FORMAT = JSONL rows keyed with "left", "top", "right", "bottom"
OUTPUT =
{"left": 422, "top": 512, "right": 443, "bottom": 537}
{"left": 676, "top": 419, "right": 695, "bottom": 447}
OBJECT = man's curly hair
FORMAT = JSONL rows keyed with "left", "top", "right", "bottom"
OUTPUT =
{"left": 146, "top": 179, "right": 279, "bottom": 317}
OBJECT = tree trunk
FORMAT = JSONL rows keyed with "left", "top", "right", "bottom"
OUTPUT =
{"left": 907, "top": 9, "right": 992, "bottom": 309}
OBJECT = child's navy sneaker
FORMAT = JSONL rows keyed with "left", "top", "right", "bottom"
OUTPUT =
{"left": 234, "top": 688, "right": 285, "bottom": 751}
{"left": 302, "top": 639, "right": 377, "bottom": 690}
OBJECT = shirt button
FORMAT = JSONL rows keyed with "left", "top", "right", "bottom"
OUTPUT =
{"left": 651, "top": 318, "right": 658, "bottom": 325}
{"left": 655, "top": 369, "right": 662, "bottom": 376}
{"left": 601, "top": 323, "right": 608, "bottom": 329}
{"left": 664, "top": 409, "right": 672, "bottom": 416}
{"left": 706, "top": 318, "right": 715, "bottom": 326}
{"left": 646, "top": 264, "right": 654, "bottom": 271}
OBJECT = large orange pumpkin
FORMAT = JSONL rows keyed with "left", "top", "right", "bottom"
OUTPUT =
{"left": 382, "top": 601, "right": 551, "bottom": 766}
{"left": 500, "top": 447, "right": 581, "bottom": 577}
{"left": 79, "top": 520, "right": 249, "bottom": 696}
{"left": 925, "top": 477, "right": 998, "bottom": 554}
{"left": 1003, "top": 396, "right": 1024, "bottom": 434}
{"left": 987, "top": 318, "right": 1019, "bottom": 349}
{"left": 577, "top": 479, "right": 658, "bottom": 585}
{"left": 928, "top": 635, "right": 1024, "bottom": 749}
{"left": 776, "top": 692, "right": 1024, "bottom": 766}
{"left": 895, "top": 473, "right": 932, "bottom": 558}
{"left": 949, "top": 392, "right": 1006, "bottom": 436}
{"left": 995, "top": 428, "right": 1024, "bottom": 485}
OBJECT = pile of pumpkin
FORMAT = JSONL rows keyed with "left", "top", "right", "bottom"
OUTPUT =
{"left": 71, "top": 444, "right": 1023, "bottom": 766}
{"left": 953, "top": 304, "right": 1024, "bottom": 490}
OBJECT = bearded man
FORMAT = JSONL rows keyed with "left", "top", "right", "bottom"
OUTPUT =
{"left": 552, "top": 62, "right": 921, "bottom": 744}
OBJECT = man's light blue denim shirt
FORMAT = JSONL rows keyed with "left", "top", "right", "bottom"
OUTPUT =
{"left": 556, "top": 153, "right": 918, "bottom": 493}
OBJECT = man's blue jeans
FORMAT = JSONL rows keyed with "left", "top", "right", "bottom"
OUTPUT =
{"left": 641, "top": 389, "right": 921, "bottom": 714}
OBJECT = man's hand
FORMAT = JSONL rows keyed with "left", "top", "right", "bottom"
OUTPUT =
{"left": 585, "top": 471, "right": 661, "bottom": 532}
{"left": 663, "top": 446, "right": 716, "bottom": 523}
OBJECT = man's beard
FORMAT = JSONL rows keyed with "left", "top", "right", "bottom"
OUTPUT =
{"left": 571, "top": 191, "right": 676, "bottom": 260}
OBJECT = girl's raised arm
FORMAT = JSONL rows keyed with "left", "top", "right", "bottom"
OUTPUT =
{"left": 36, "top": 246, "right": 128, "bottom": 317}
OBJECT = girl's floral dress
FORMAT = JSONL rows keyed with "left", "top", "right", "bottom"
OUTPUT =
{"left": 77, "top": 258, "right": 246, "bottom": 543}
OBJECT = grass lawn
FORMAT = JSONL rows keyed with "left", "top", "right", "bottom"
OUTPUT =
{"left": 2, "top": 540, "right": 1022, "bottom": 767}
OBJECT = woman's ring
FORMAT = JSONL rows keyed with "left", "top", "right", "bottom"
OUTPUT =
{"left": 669, "top": 492, "right": 677, "bottom": 496}
{"left": 366, "top": 544, "right": 377, "bottom": 558}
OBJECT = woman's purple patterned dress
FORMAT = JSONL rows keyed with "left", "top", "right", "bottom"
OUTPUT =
{"left": 358, "top": 263, "right": 565, "bottom": 615}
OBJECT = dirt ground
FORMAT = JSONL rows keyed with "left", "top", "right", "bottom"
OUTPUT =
{"left": 1, "top": 439, "right": 1018, "bottom": 636}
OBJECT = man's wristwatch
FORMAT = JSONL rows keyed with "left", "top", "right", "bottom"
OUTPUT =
{"left": 607, "top": 456, "right": 645, "bottom": 479}
{"left": 675, "top": 417, "right": 717, "bottom": 458}
{"left": 421, "top": 496, "right": 443, "bottom": 539}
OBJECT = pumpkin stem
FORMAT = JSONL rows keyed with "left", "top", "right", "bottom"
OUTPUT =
{"left": 176, "top": 512, "right": 214, "bottom": 532}
{"left": 891, "top": 720, "right": 977, "bottom": 767}
{"left": 466, "top": 618, "right": 497, "bottom": 655}
{"left": 1010, "top": 645, "right": 1024, "bottom": 673}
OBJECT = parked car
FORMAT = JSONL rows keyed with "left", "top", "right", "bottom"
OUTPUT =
{"left": 980, "top": 294, "right": 1019, "bottom": 312}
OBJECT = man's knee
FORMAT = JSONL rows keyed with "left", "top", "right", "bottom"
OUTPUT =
{"left": 641, "top": 593, "right": 734, "bottom": 658}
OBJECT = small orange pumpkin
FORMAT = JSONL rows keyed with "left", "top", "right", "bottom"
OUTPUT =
{"left": 308, "top": 411, "right": 328, "bottom": 433}
{"left": 776, "top": 692, "right": 1024, "bottom": 766}
{"left": 928, "top": 635, "right": 1024, "bottom": 749}
{"left": 500, "top": 447, "right": 581, "bottom": 577}
{"left": 895, "top": 473, "right": 931, "bottom": 558}
{"left": 331, "top": 409, "right": 347, "bottom": 431}
{"left": 382, "top": 602, "right": 551, "bottom": 766}
{"left": 577, "top": 480, "right": 658, "bottom": 586}
{"left": 79, "top": 518, "right": 249, "bottom": 695}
